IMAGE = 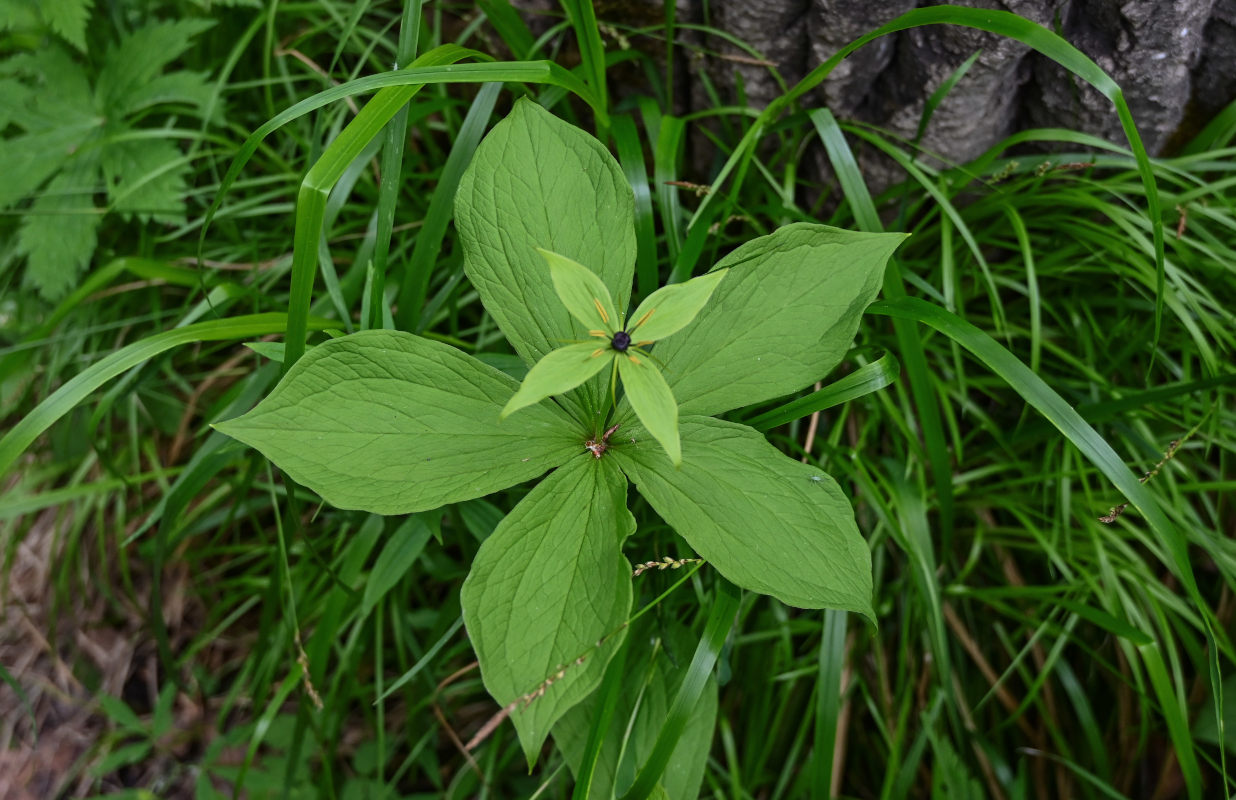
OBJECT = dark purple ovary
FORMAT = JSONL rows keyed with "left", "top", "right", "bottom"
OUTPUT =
{"left": 610, "top": 331, "right": 632, "bottom": 352}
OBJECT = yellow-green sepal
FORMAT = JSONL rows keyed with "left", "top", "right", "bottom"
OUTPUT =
{"left": 501, "top": 342, "right": 614, "bottom": 419}
{"left": 617, "top": 354, "right": 680, "bottom": 466}
{"left": 540, "top": 248, "right": 621, "bottom": 335}
{"left": 627, "top": 269, "right": 727, "bottom": 342}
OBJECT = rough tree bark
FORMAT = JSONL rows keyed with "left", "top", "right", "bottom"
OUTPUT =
{"left": 689, "top": 0, "right": 1235, "bottom": 166}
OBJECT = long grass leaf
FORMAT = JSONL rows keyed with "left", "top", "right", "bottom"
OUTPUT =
{"left": 619, "top": 580, "right": 740, "bottom": 800}
{"left": 810, "top": 107, "right": 955, "bottom": 537}
{"left": 0, "top": 314, "right": 333, "bottom": 480}
{"left": 748, "top": 352, "right": 899, "bottom": 432}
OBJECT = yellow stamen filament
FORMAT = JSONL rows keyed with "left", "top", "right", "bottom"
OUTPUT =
{"left": 634, "top": 308, "right": 655, "bottom": 329}
{"left": 627, "top": 354, "right": 641, "bottom": 365}
{"left": 591, "top": 348, "right": 606, "bottom": 358}
{"left": 588, "top": 329, "right": 608, "bottom": 338}
{"left": 593, "top": 298, "right": 609, "bottom": 324}
{"left": 636, "top": 340, "right": 654, "bottom": 347}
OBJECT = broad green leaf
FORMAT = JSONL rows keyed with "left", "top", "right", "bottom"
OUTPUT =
{"left": 556, "top": 623, "right": 717, "bottom": 800}
{"left": 542, "top": 248, "right": 619, "bottom": 334}
{"left": 456, "top": 98, "right": 636, "bottom": 415}
{"left": 617, "top": 355, "right": 680, "bottom": 466}
{"left": 613, "top": 416, "right": 873, "bottom": 616}
{"left": 627, "top": 269, "right": 727, "bottom": 342}
{"left": 501, "top": 342, "right": 615, "bottom": 419}
{"left": 652, "top": 224, "right": 905, "bottom": 417}
{"left": 215, "top": 330, "right": 581, "bottom": 514}
{"left": 461, "top": 456, "right": 634, "bottom": 765}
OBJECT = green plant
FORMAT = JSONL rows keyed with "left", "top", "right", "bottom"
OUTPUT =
{"left": 213, "top": 98, "right": 904, "bottom": 773}
{"left": 0, "top": 18, "right": 215, "bottom": 298}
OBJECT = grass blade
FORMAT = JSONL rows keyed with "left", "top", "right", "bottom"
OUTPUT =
{"left": 810, "top": 107, "right": 955, "bottom": 537}
{"left": 619, "top": 579, "right": 740, "bottom": 800}
{"left": 747, "top": 352, "right": 899, "bottom": 432}
{"left": 396, "top": 81, "right": 501, "bottom": 331}
{"left": 0, "top": 313, "right": 334, "bottom": 481}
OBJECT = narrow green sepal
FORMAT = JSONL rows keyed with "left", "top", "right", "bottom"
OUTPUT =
{"left": 502, "top": 341, "right": 614, "bottom": 419}
{"left": 541, "top": 248, "right": 621, "bottom": 335}
{"left": 627, "top": 269, "right": 728, "bottom": 342}
{"left": 617, "top": 354, "right": 680, "bottom": 466}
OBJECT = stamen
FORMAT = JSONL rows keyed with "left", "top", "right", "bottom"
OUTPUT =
{"left": 590, "top": 348, "right": 605, "bottom": 358}
{"left": 593, "top": 298, "right": 609, "bottom": 324}
{"left": 634, "top": 308, "right": 655, "bottom": 329}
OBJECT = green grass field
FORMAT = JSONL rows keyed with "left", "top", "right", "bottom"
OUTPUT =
{"left": 2, "top": 2, "right": 1234, "bottom": 798}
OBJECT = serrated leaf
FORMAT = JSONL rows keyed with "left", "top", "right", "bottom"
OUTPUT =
{"left": 40, "top": 0, "right": 94, "bottom": 51}
{"left": 555, "top": 624, "right": 717, "bottom": 800}
{"left": 361, "top": 516, "right": 432, "bottom": 616}
{"left": 95, "top": 19, "right": 215, "bottom": 114}
{"left": 18, "top": 157, "right": 101, "bottom": 299}
{"left": 0, "top": 128, "right": 92, "bottom": 208}
{"left": 461, "top": 456, "right": 634, "bottom": 765}
{"left": 627, "top": 269, "right": 727, "bottom": 342}
{"left": 613, "top": 416, "right": 873, "bottom": 616}
{"left": 123, "top": 69, "right": 214, "bottom": 116}
{"left": 0, "top": 0, "right": 42, "bottom": 34}
{"left": 102, "top": 138, "right": 189, "bottom": 222}
{"left": 1, "top": 47, "right": 95, "bottom": 126}
{"left": 214, "top": 330, "right": 582, "bottom": 514}
{"left": 0, "top": 78, "right": 30, "bottom": 130}
{"left": 542, "top": 248, "right": 619, "bottom": 334}
{"left": 456, "top": 98, "right": 636, "bottom": 416}
{"left": 617, "top": 355, "right": 679, "bottom": 466}
{"left": 652, "top": 224, "right": 906, "bottom": 417}
{"left": 501, "top": 342, "right": 614, "bottom": 419}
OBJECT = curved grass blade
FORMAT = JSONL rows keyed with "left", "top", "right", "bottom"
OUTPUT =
{"left": 396, "top": 81, "right": 501, "bottom": 331}
{"left": 618, "top": 579, "right": 740, "bottom": 800}
{"left": 611, "top": 114, "right": 658, "bottom": 302}
{"left": 747, "top": 351, "right": 899, "bottom": 432}
{"left": 571, "top": 634, "right": 631, "bottom": 800}
{"left": 0, "top": 257, "right": 199, "bottom": 387}
{"left": 0, "top": 313, "right": 334, "bottom": 481}
{"left": 809, "top": 107, "right": 954, "bottom": 537}
{"left": 559, "top": 0, "right": 608, "bottom": 133}
{"left": 365, "top": 0, "right": 424, "bottom": 330}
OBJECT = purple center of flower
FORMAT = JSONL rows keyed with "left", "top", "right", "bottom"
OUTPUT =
{"left": 610, "top": 331, "right": 632, "bottom": 352}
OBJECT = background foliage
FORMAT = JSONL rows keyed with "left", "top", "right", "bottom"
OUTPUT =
{"left": 1, "top": 1, "right": 1234, "bottom": 798}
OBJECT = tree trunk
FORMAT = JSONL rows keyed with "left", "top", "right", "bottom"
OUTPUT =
{"left": 687, "top": 0, "right": 1234, "bottom": 166}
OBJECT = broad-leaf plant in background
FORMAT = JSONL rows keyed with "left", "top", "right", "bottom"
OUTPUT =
{"left": 0, "top": 17, "right": 216, "bottom": 299}
{"left": 216, "top": 99, "right": 905, "bottom": 768}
